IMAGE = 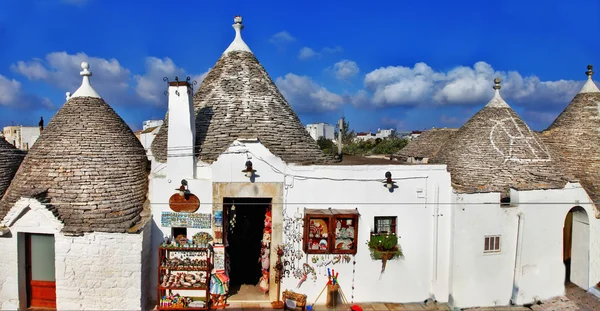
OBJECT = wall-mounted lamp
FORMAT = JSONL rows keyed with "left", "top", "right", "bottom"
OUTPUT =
{"left": 168, "top": 179, "right": 199, "bottom": 213}
{"left": 383, "top": 171, "right": 396, "bottom": 189}
{"left": 242, "top": 160, "right": 257, "bottom": 178}
{"left": 177, "top": 179, "right": 188, "bottom": 197}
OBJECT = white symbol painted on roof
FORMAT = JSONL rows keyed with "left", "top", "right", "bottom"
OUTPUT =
{"left": 489, "top": 110, "right": 552, "bottom": 163}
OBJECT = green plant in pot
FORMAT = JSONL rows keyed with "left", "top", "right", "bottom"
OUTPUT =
{"left": 367, "top": 233, "right": 403, "bottom": 273}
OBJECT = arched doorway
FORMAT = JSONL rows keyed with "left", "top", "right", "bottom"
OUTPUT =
{"left": 563, "top": 206, "right": 590, "bottom": 289}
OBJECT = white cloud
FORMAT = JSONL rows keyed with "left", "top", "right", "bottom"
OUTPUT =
{"left": 275, "top": 73, "right": 344, "bottom": 113}
{"left": 298, "top": 46, "right": 344, "bottom": 61}
{"left": 0, "top": 75, "right": 22, "bottom": 106}
{"left": 134, "top": 57, "right": 209, "bottom": 105}
{"left": 0, "top": 74, "right": 52, "bottom": 108}
{"left": 270, "top": 31, "right": 296, "bottom": 48}
{"left": 12, "top": 52, "right": 207, "bottom": 107}
{"left": 11, "top": 52, "right": 131, "bottom": 99}
{"left": 361, "top": 61, "right": 586, "bottom": 108}
{"left": 333, "top": 60, "right": 359, "bottom": 80}
{"left": 299, "top": 47, "right": 318, "bottom": 60}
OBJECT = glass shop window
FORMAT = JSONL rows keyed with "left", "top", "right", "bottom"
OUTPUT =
{"left": 303, "top": 208, "right": 359, "bottom": 255}
{"left": 373, "top": 216, "right": 396, "bottom": 235}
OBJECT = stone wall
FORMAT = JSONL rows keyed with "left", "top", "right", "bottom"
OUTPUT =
{"left": 0, "top": 198, "right": 148, "bottom": 310}
{"left": 55, "top": 231, "right": 145, "bottom": 310}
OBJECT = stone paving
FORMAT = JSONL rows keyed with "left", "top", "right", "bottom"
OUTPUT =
{"left": 222, "top": 284, "right": 600, "bottom": 310}
{"left": 224, "top": 301, "right": 451, "bottom": 310}
{"left": 466, "top": 283, "right": 600, "bottom": 311}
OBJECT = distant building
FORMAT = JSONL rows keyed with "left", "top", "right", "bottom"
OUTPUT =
{"left": 354, "top": 128, "right": 395, "bottom": 141}
{"left": 143, "top": 119, "right": 164, "bottom": 130}
{"left": 402, "top": 130, "right": 422, "bottom": 140}
{"left": 305, "top": 122, "right": 334, "bottom": 141}
{"left": 138, "top": 119, "right": 164, "bottom": 152}
{"left": 2, "top": 118, "right": 44, "bottom": 151}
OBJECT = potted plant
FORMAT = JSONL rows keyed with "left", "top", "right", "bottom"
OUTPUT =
{"left": 366, "top": 233, "right": 403, "bottom": 273}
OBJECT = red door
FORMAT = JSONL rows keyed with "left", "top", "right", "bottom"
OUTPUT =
{"left": 26, "top": 233, "right": 57, "bottom": 309}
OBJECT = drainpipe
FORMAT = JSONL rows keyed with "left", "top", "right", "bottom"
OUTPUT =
{"left": 511, "top": 212, "right": 524, "bottom": 305}
{"left": 429, "top": 184, "right": 440, "bottom": 303}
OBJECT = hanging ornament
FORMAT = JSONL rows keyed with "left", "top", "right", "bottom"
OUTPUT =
{"left": 229, "top": 203, "right": 237, "bottom": 230}
{"left": 351, "top": 256, "right": 356, "bottom": 303}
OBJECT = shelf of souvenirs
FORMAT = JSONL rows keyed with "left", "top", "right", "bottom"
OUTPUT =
{"left": 159, "top": 245, "right": 213, "bottom": 252}
{"left": 160, "top": 266, "right": 210, "bottom": 271}
{"left": 158, "top": 285, "right": 209, "bottom": 291}
{"left": 160, "top": 258, "right": 211, "bottom": 271}
{"left": 159, "top": 272, "right": 209, "bottom": 290}
{"left": 158, "top": 294, "right": 208, "bottom": 310}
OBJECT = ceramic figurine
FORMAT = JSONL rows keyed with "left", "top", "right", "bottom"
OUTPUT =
{"left": 261, "top": 248, "right": 270, "bottom": 270}
{"left": 259, "top": 270, "right": 270, "bottom": 293}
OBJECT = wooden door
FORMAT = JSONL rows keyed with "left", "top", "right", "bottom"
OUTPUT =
{"left": 571, "top": 211, "right": 590, "bottom": 289}
{"left": 26, "top": 233, "right": 56, "bottom": 308}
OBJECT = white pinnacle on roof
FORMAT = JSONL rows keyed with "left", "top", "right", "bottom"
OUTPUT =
{"left": 485, "top": 77, "right": 510, "bottom": 108}
{"left": 223, "top": 15, "right": 253, "bottom": 54}
{"left": 71, "top": 62, "right": 101, "bottom": 99}
{"left": 579, "top": 65, "right": 600, "bottom": 93}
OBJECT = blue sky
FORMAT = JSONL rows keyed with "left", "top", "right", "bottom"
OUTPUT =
{"left": 0, "top": 0, "right": 598, "bottom": 132}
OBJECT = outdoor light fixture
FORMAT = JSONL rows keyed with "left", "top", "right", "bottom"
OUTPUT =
{"left": 176, "top": 179, "right": 188, "bottom": 196}
{"left": 242, "top": 160, "right": 257, "bottom": 178}
{"left": 383, "top": 171, "right": 396, "bottom": 189}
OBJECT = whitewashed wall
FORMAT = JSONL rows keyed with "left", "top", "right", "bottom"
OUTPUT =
{"left": 0, "top": 198, "right": 149, "bottom": 311}
{"left": 150, "top": 141, "right": 453, "bottom": 304}
{"left": 513, "top": 186, "right": 599, "bottom": 304}
{"left": 449, "top": 192, "right": 519, "bottom": 308}
{"left": 449, "top": 184, "right": 599, "bottom": 309}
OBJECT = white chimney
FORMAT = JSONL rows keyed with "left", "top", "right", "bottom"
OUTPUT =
{"left": 167, "top": 78, "right": 196, "bottom": 180}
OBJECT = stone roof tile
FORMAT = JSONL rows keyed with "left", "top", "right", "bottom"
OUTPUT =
{"left": 541, "top": 65, "right": 600, "bottom": 212}
{"left": 0, "top": 96, "right": 149, "bottom": 234}
{"left": 0, "top": 137, "right": 24, "bottom": 200}
{"left": 395, "top": 128, "right": 457, "bottom": 161}
{"left": 431, "top": 78, "right": 569, "bottom": 196}
{"left": 152, "top": 17, "right": 331, "bottom": 165}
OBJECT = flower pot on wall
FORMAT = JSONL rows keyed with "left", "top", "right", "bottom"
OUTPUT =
{"left": 367, "top": 234, "right": 403, "bottom": 274}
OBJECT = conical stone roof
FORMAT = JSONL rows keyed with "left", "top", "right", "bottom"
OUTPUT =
{"left": 431, "top": 78, "right": 569, "bottom": 196}
{"left": 0, "top": 137, "right": 24, "bottom": 199}
{"left": 395, "top": 128, "right": 457, "bottom": 161}
{"left": 542, "top": 65, "right": 600, "bottom": 211}
{"left": 152, "top": 16, "right": 331, "bottom": 165}
{"left": 0, "top": 63, "right": 149, "bottom": 234}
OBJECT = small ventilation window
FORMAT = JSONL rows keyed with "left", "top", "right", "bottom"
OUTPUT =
{"left": 484, "top": 235, "right": 501, "bottom": 253}
{"left": 500, "top": 196, "right": 511, "bottom": 207}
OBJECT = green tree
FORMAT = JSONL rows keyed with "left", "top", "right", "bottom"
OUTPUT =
{"left": 316, "top": 136, "right": 336, "bottom": 155}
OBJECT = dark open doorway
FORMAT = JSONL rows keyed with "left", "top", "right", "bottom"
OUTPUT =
{"left": 223, "top": 197, "right": 271, "bottom": 301}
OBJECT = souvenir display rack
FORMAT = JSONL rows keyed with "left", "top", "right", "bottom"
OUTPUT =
{"left": 303, "top": 208, "right": 359, "bottom": 255}
{"left": 158, "top": 245, "right": 213, "bottom": 310}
